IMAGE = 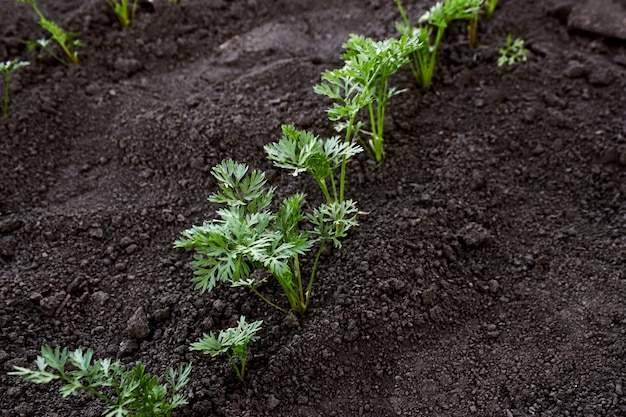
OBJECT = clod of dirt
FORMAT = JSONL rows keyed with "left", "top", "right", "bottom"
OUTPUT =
{"left": 457, "top": 222, "right": 493, "bottom": 248}
{"left": 568, "top": 0, "right": 626, "bottom": 39}
{"left": 126, "top": 307, "right": 150, "bottom": 340}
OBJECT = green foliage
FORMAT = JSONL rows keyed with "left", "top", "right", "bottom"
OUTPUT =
{"left": 497, "top": 34, "right": 529, "bottom": 66}
{"left": 15, "top": 0, "right": 83, "bottom": 65}
{"left": 9, "top": 345, "right": 191, "bottom": 417}
{"left": 190, "top": 316, "right": 262, "bottom": 381}
{"left": 107, "top": 0, "right": 139, "bottom": 27}
{"left": 485, "top": 0, "right": 498, "bottom": 18}
{"left": 395, "top": 0, "right": 483, "bottom": 87}
{"left": 264, "top": 125, "right": 363, "bottom": 203}
{"left": 175, "top": 159, "right": 359, "bottom": 315}
{"left": 314, "top": 35, "right": 420, "bottom": 165}
{"left": 0, "top": 59, "right": 29, "bottom": 119}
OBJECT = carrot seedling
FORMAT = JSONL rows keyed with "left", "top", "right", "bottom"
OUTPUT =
{"left": 190, "top": 316, "right": 262, "bottom": 382}
{"left": 9, "top": 345, "right": 192, "bottom": 417}
{"left": 395, "top": 0, "right": 483, "bottom": 87}
{"left": 107, "top": 0, "right": 139, "bottom": 27}
{"left": 498, "top": 34, "right": 529, "bottom": 66}
{"left": 313, "top": 68, "right": 371, "bottom": 201}
{"left": 264, "top": 125, "right": 363, "bottom": 204}
{"left": 15, "top": 0, "right": 83, "bottom": 65}
{"left": 314, "top": 34, "right": 420, "bottom": 167}
{"left": 175, "top": 160, "right": 358, "bottom": 315}
{"left": 1, "top": 60, "right": 29, "bottom": 119}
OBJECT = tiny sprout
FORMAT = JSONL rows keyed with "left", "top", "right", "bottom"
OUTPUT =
{"left": 395, "top": 0, "right": 483, "bottom": 87}
{"left": 190, "top": 316, "right": 262, "bottom": 382}
{"left": 0, "top": 59, "right": 29, "bottom": 119}
{"left": 498, "top": 34, "right": 529, "bottom": 66}
{"left": 107, "top": 0, "right": 139, "bottom": 28}
{"left": 15, "top": 0, "right": 84, "bottom": 65}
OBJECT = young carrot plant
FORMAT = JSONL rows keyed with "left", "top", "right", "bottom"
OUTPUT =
{"left": 395, "top": 0, "right": 483, "bottom": 87}
{"left": 175, "top": 159, "right": 358, "bottom": 315}
{"left": 15, "top": 0, "right": 83, "bottom": 65}
{"left": 1, "top": 60, "right": 29, "bottom": 119}
{"left": 314, "top": 35, "right": 420, "bottom": 165}
{"left": 190, "top": 316, "right": 262, "bottom": 382}
{"left": 264, "top": 124, "right": 363, "bottom": 204}
{"left": 497, "top": 34, "right": 529, "bottom": 66}
{"left": 107, "top": 0, "right": 139, "bottom": 27}
{"left": 313, "top": 69, "right": 371, "bottom": 201}
{"left": 9, "top": 345, "right": 192, "bottom": 417}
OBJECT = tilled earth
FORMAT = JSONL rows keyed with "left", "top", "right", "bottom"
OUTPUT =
{"left": 1, "top": 0, "right": 625, "bottom": 416}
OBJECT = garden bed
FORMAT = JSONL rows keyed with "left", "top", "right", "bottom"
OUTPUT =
{"left": 1, "top": 0, "right": 625, "bottom": 416}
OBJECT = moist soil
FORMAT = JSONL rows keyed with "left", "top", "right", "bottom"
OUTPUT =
{"left": 1, "top": 1, "right": 625, "bottom": 416}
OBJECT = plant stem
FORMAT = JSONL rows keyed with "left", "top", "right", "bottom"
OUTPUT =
{"left": 425, "top": 27, "right": 445, "bottom": 87}
{"left": 339, "top": 112, "right": 357, "bottom": 202}
{"left": 468, "top": 12, "right": 478, "bottom": 48}
{"left": 316, "top": 178, "right": 333, "bottom": 204}
{"left": 225, "top": 352, "right": 244, "bottom": 381}
{"left": 249, "top": 287, "right": 288, "bottom": 314}
{"left": 304, "top": 240, "right": 327, "bottom": 310}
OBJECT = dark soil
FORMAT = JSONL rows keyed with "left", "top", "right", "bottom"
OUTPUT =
{"left": 1, "top": 0, "right": 625, "bottom": 416}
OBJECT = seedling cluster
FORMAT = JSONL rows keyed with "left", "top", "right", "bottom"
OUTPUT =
{"left": 175, "top": 157, "right": 359, "bottom": 315}
{"left": 10, "top": 345, "right": 191, "bottom": 417}
{"left": 11, "top": 0, "right": 530, "bottom": 413}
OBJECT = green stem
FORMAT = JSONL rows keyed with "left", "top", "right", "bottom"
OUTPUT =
{"left": 367, "top": 101, "right": 377, "bottom": 156}
{"left": 249, "top": 286, "right": 288, "bottom": 314}
{"left": 57, "top": 374, "right": 117, "bottom": 407}
{"left": 316, "top": 177, "right": 333, "bottom": 205}
{"left": 293, "top": 255, "right": 304, "bottom": 307}
{"left": 425, "top": 27, "right": 445, "bottom": 87}
{"left": 41, "top": 43, "right": 69, "bottom": 66}
{"left": 394, "top": 0, "right": 411, "bottom": 29}
{"left": 304, "top": 240, "right": 327, "bottom": 310}
{"left": 329, "top": 172, "right": 338, "bottom": 203}
{"left": 225, "top": 351, "right": 244, "bottom": 381}
{"left": 340, "top": 112, "right": 357, "bottom": 202}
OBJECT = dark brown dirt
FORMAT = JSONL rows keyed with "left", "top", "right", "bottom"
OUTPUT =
{"left": 1, "top": 0, "right": 625, "bottom": 416}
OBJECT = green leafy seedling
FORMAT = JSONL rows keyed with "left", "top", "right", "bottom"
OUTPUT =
{"left": 190, "top": 316, "right": 262, "bottom": 382}
{"left": 0, "top": 60, "right": 29, "bottom": 119}
{"left": 314, "top": 35, "right": 420, "bottom": 165}
{"left": 15, "top": 0, "right": 83, "bottom": 65}
{"left": 264, "top": 125, "right": 363, "bottom": 204}
{"left": 339, "top": 34, "right": 421, "bottom": 163}
{"left": 9, "top": 345, "right": 192, "bottom": 417}
{"left": 497, "top": 34, "right": 529, "bottom": 66}
{"left": 107, "top": 0, "right": 139, "bottom": 27}
{"left": 313, "top": 68, "right": 371, "bottom": 201}
{"left": 395, "top": 0, "right": 483, "bottom": 87}
{"left": 175, "top": 159, "right": 359, "bottom": 315}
